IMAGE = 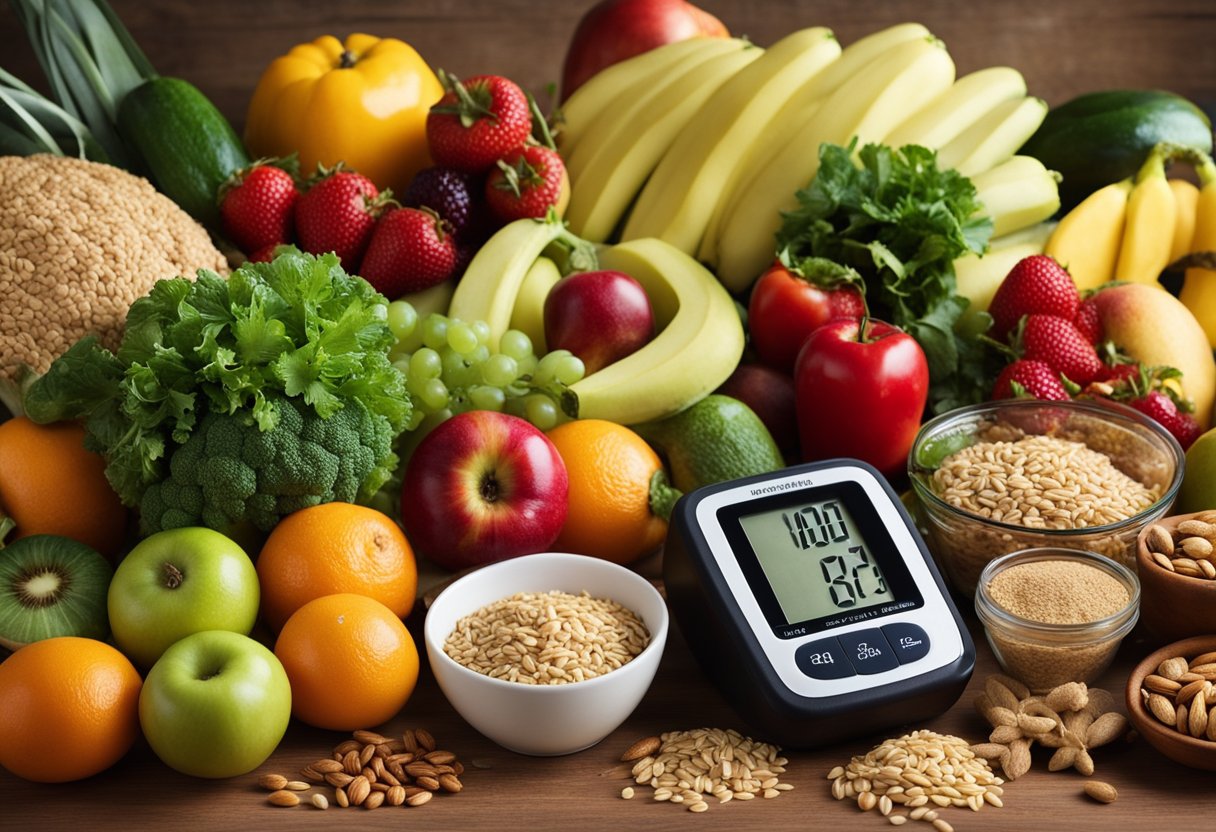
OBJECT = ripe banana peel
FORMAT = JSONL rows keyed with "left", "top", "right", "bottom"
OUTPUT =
{"left": 1180, "top": 155, "right": 1216, "bottom": 348}
{"left": 884, "top": 66, "right": 1027, "bottom": 151}
{"left": 935, "top": 95, "right": 1048, "bottom": 177}
{"left": 1114, "top": 146, "right": 1177, "bottom": 285}
{"left": 569, "top": 238, "right": 744, "bottom": 425}
{"left": 970, "top": 155, "right": 1060, "bottom": 238}
{"left": 1169, "top": 178, "right": 1201, "bottom": 265}
{"left": 508, "top": 256, "right": 561, "bottom": 353}
{"left": 1044, "top": 178, "right": 1132, "bottom": 292}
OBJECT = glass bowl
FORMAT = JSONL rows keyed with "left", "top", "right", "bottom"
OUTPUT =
{"left": 908, "top": 398, "right": 1183, "bottom": 596}
{"left": 975, "top": 547, "right": 1140, "bottom": 692}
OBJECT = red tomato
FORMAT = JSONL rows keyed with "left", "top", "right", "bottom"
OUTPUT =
{"left": 747, "top": 261, "right": 865, "bottom": 373}
{"left": 794, "top": 318, "right": 929, "bottom": 478}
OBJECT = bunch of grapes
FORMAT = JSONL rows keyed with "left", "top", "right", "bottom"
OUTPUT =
{"left": 387, "top": 300, "right": 585, "bottom": 431}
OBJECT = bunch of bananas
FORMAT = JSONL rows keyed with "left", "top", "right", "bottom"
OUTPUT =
{"left": 558, "top": 23, "right": 1061, "bottom": 295}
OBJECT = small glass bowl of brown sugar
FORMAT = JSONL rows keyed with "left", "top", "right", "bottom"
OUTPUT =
{"left": 975, "top": 548, "right": 1140, "bottom": 693}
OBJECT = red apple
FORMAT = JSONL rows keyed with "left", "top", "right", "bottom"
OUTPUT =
{"left": 400, "top": 410, "right": 569, "bottom": 571}
{"left": 544, "top": 270, "right": 655, "bottom": 374}
{"left": 560, "top": 0, "right": 730, "bottom": 100}
{"left": 715, "top": 362, "right": 800, "bottom": 461}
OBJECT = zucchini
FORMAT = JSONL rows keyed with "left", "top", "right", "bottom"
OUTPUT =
{"left": 1020, "top": 90, "right": 1213, "bottom": 211}
{"left": 117, "top": 77, "right": 250, "bottom": 231}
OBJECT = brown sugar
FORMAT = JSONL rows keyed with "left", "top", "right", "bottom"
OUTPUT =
{"left": 987, "top": 560, "right": 1130, "bottom": 624}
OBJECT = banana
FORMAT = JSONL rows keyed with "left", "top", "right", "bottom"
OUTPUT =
{"left": 955, "top": 221, "right": 1056, "bottom": 318}
{"left": 934, "top": 95, "right": 1048, "bottom": 177}
{"left": 568, "top": 238, "right": 744, "bottom": 425}
{"left": 969, "top": 155, "right": 1060, "bottom": 239}
{"left": 565, "top": 41, "right": 761, "bottom": 242}
{"left": 556, "top": 37, "right": 724, "bottom": 159}
{"left": 508, "top": 255, "right": 562, "bottom": 353}
{"left": 1169, "top": 178, "right": 1201, "bottom": 265}
{"left": 883, "top": 66, "right": 1027, "bottom": 150}
{"left": 620, "top": 26, "right": 843, "bottom": 254}
{"left": 714, "top": 35, "right": 956, "bottom": 293}
{"left": 1044, "top": 178, "right": 1133, "bottom": 291}
{"left": 448, "top": 216, "right": 592, "bottom": 350}
{"left": 1180, "top": 157, "right": 1216, "bottom": 347}
{"left": 697, "top": 22, "right": 935, "bottom": 266}
{"left": 1114, "top": 147, "right": 1177, "bottom": 285}
{"left": 397, "top": 277, "right": 456, "bottom": 319}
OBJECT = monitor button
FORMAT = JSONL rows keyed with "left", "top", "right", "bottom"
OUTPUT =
{"left": 794, "top": 637, "right": 855, "bottom": 680}
{"left": 836, "top": 628, "right": 900, "bottom": 675}
{"left": 882, "top": 622, "right": 932, "bottom": 664}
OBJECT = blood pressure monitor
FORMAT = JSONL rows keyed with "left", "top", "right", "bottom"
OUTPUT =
{"left": 663, "top": 459, "right": 974, "bottom": 748}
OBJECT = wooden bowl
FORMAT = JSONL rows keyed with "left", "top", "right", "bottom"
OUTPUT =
{"left": 1125, "top": 635, "right": 1216, "bottom": 771}
{"left": 1135, "top": 512, "right": 1216, "bottom": 644}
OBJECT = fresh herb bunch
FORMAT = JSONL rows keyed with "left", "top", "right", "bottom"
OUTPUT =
{"left": 24, "top": 248, "right": 411, "bottom": 529}
{"left": 775, "top": 141, "right": 995, "bottom": 412}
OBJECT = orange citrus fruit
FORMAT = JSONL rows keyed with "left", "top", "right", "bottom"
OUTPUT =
{"left": 546, "top": 419, "right": 668, "bottom": 564}
{"left": 0, "top": 416, "right": 128, "bottom": 560}
{"left": 273, "top": 593, "right": 419, "bottom": 731}
{"left": 0, "top": 636, "right": 142, "bottom": 782}
{"left": 256, "top": 502, "right": 417, "bottom": 632}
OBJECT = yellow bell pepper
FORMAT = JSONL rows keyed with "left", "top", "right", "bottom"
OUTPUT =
{"left": 244, "top": 33, "right": 444, "bottom": 195}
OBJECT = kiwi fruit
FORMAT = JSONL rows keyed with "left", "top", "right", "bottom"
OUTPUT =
{"left": 0, "top": 534, "right": 113, "bottom": 650}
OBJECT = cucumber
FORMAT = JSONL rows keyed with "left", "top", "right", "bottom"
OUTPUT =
{"left": 1019, "top": 90, "right": 1212, "bottom": 211}
{"left": 117, "top": 77, "right": 250, "bottom": 231}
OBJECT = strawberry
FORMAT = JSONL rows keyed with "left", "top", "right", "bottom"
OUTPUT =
{"left": 426, "top": 72, "right": 533, "bottom": 174}
{"left": 1073, "top": 296, "right": 1103, "bottom": 345}
{"left": 1128, "top": 390, "right": 1203, "bottom": 449}
{"left": 988, "top": 255, "right": 1080, "bottom": 341}
{"left": 1095, "top": 361, "right": 1140, "bottom": 385}
{"left": 484, "top": 145, "right": 570, "bottom": 223}
{"left": 295, "top": 168, "right": 386, "bottom": 268}
{"left": 246, "top": 243, "right": 281, "bottom": 263}
{"left": 358, "top": 207, "right": 457, "bottom": 298}
{"left": 991, "top": 359, "right": 1070, "bottom": 401}
{"left": 218, "top": 162, "right": 298, "bottom": 255}
{"left": 1017, "top": 314, "right": 1104, "bottom": 387}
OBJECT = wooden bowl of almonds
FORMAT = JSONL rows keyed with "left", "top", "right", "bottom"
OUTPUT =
{"left": 1126, "top": 635, "right": 1216, "bottom": 771}
{"left": 1136, "top": 511, "right": 1216, "bottom": 643}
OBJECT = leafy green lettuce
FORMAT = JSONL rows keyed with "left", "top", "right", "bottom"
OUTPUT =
{"left": 775, "top": 141, "right": 996, "bottom": 413}
{"left": 24, "top": 248, "right": 410, "bottom": 506}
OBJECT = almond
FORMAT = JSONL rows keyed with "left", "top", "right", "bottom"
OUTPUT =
{"left": 1083, "top": 780, "right": 1118, "bottom": 804}
{"left": 347, "top": 774, "right": 371, "bottom": 806}
{"left": 415, "top": 728, "right": 437, "bottom": 752}
{"left": 1145, "top": 523, "right": 1175, "bottom": 554}
{"left": 406, "top": 790, "right": 434, "bottom": 807}
{"left": 438, "top": 773, "right": 463, "bottom": 793}
{"left": 257, "top": 773, "right": 288, "bottom": 791}
{"left": 353, "top": 729, "right": 390, "bottom": 746}
{"left": 267, "top": 790, "right": 300, "bottom": 807}
{"left": 362, "top": 790, "right": 385, "bottom": 810}
{"left": 386, "top": 785, "right": 407, "bottom": 806}
{"left": 620, "top": 735, "right": 662, "bottom": 762}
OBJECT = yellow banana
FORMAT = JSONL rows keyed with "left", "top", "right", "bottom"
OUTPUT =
{"left": 1045, "top": 179, "right": 1132, "bottom": 291}
{"left": 969, "top": 155, "right": 1059, "bottom": 238}
{"left": 448, "top": 216, "right": 591, "bottom": 350}
{"left": 565, "top": 41, "right": 761, "bottom": 242}
{"left": 1179, "top": 156, "right": 1216, "bottom": 347}
{"left": 883, "top": 66, "right": 1027, "bottom": 150}
{"left": 1114, "top": 147, "right": 1176, "bottom": 285}
{"left": 697, "top": 22, "right": 932, "bottom": 265}
{"left": 397, "top": 277, "right": 455, "bottom": 319}
{"left": 955, "top": 221, "right": 1056, "bottom": 318}
{"left": 715, "top": 35, "right": 956, "bottom": 293}
{"left": 1169, "top": 178, "right": 1201, "bottom": 265}
{"left": 556, "top": 37, "right": 726, "bottom": 158}
{"left": 508, "top": 256, "right": 562, "bottom": 353}
{"left": 568, "top": 238, "right": 744, "bottom": 424}
{"left": 934, "top": 96, "right": 1048, "bottom": 177}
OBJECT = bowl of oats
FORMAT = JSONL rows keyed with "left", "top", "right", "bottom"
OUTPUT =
{"left": 908, "top": 398, "right": 1183, "bottom": 597}
{"left": 423, "top": 552, "right": 668, "bottom": 757}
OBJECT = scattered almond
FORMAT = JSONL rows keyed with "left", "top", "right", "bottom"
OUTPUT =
{"left": 620, "top": 735, "right": 661, "bottom": 762}
{"left": 1083, "top": 780, "right": 1118, "bottom": 804}
{"left": 310, "top": 793, "right": 329, "bottom": 810}
{"left": 267, "top": 790, "right": 300, "bottom": 807}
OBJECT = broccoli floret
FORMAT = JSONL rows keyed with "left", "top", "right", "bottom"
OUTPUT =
{"left": 141, "top": 393, "right": 397, "bottom": 534}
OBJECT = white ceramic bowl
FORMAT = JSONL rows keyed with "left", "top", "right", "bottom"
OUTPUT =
{"left": 423, "top": 552, "right": 669, "bottom": 756}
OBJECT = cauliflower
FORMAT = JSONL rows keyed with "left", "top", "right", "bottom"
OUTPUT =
{"left": 140, "top": 393, "right": 395, "bottom": 534}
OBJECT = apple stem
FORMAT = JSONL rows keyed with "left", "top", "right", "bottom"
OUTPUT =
{"left": 162, "top": 562, "right": 184, "bottom": 589}
{"left": 648, "top": 469, "right": 682, "bottom": 522}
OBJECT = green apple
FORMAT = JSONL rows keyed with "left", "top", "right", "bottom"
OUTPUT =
{"left": 140, "top": 630, "right": 292, "bottom": 778}
{"left": 108, "top": 527, "right": 259, "bottom": 668}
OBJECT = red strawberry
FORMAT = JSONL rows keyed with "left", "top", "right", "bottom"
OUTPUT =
{"left": 1018, "top": 314, "right": 1104, "bottom": 387}
{"left": 484, "top": 145, "right": 570, "bottom": 223}
{"left": 218, "top": 162, "right": 298, "bottom": 255}
{"left": 988, "top": 255, "right": 1080, "bottom": 341}
{"left": 359, "top": 208, "right": 457, "bottom": 298}
{"left": 295, "top": 168, "right": 385, "bottom": 268}
{"left": 246, "top": 243, "right": 281, "bottom": 263}
{"left": 1128, "top": 390, "right": 1202, "bottom": 449}
{"left": 1073, "top": 297, "right": 1103, "bottom": 345}
{"left": 426, "top": 72, "right": 533, "bottom": 174}
{"left": 1096, "top": 361, "right": 1140, "bottom": 385}
{"left": 991, "top": 359, "right": 1070, "bottom": 401}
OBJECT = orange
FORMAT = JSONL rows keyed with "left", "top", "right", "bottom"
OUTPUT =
{"left": 0, "top": 416, "right": 128, "bottom": 560}
{"left": 256, "top": 502, "right": 417, "bottom": 632}
{"left": 0, "top": 636, "right": 142, "bottom": 782}
{"left": 273, "top": 593, "right": 419, "bottom": 731}
{"left": 546, "top": 419, "right": 668, "bottom": 564}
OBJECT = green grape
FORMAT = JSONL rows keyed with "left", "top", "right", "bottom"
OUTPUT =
{"left": 446, "top": 320, "right": 479, "bottom": 356}
{"left": 421, "top": 313, "right": 449, "bottom": 350}
{"left": 408, "top": 348, "right": 442, "bottom": 381}
{"left": 499, "top": 329, "right": 533, "bottom": 362}
{"left": 387, "top": 300, "right": 418, "bottom": 341}
{"left": 391, "top": 356, "right": 411, "bottom": 375}
{"left": 481, "top": 354, "right": 518, "bottom": 387}
{"left": 469, "top": 385, "right": 507, "bottom": 411}
{"left": 517, "top": 354, "right": 539, "bottom": 377}
{"left": 470, "top": 344, "right": 490, "bottom": 365}
{"left": 420, "top": 378, "right": 450, "bottom": 411}
{"left": 472, "top": 320, "right": 492, "bottom": 345}
{"left": 524, "top": 394, "right": 559, "bottom": 430}
{"left": 440, "top": 348, "right": 477, "bottom": 390}
{"left": 532, "top": 351, "right": 562, "bottom": 387}
{"left": 553, "top": 353, "right": 586, "bottom": 386}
